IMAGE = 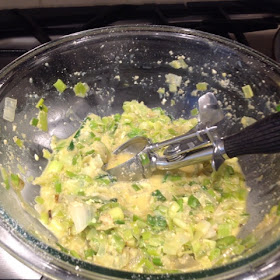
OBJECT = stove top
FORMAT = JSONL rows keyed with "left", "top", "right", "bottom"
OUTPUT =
{"left": 0, "top": 1, "right": 279, "bottom": 279}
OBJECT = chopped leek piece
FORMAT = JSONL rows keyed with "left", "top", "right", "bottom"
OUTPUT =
{"left": 140, "top": 153, "right": 150, "bottom": 166}
{"left": 216, "top": 236, "right": 236, "bottom": 249}
{"left": 196, "top": 82, "right": 208, "bottom": 91}
{"left": 169, "top": 174, "right": 181, "bottom": 181}
{"left": 10, "top": 173, "right": 24, "bottom": 191}
{"left": 242, "top": 85, "right": 254, "bottom": 98}
{"left": 38, "top": 111, "right": 48, "bottom": 132}
{"left": 35, "top": 98, "right": 45, "bottom": 109}
{"left": 127, "top": 127, "right": 145, "bottom": 138}
{"left": 152, "top": 190, "right": 166, "bottom": 202}
{"left": 169, "top": 83, "right": 177, "bottom": 93}
{"left": 55, "top": 182, "right": 62, "bottom": 193}
{"left": 84, "top": 248, "right": 95, "bottom": 258}
{"left": 165, "top": 73, "right": 182, "bottom": 87}
{"left": 13, "top": 136, "right": 23, "bottom": 148}
{"left": 35, "top": 196, "right": 44, "bottom": 205}
{"left": 108, "top": 207, "right": 124, "bottom": 221}
{"left": 225, "top": 165, "right": 235, "bottom": 176}
{"left": 53, "top": 79, "right": 67, "bottom": 93}
{"left": 152, "top": 257, "right": 163, "bottom": 266}
{"left": 191, "top": 108, "right": 199, "bottom": 116}
{"left": 157, "top": 87, "right": 165, "bottom": 94}
{"left": 147, "top": 215, "right": 167, "bottom": 231}
{"left": 31, "top": 118, "right": 39, "bottom": 126}
{"left": 74, "top": 82, "right": 89, "bottom": 98}
{"left": 46, "top": 160, "right": 63, "bottom": 173}
{"left": 188, "top": 195, "right": 201, "bottom": 209}
{"left": 113, "top": 234, "right": 125, "bottom": 253}
{"left": 132, "top": 183, "right": 141, "bottom": 191}
{"left": 70, "top": 250, "right": 80, "bottom": 258}
{"left": 1, "top": 167, "right": 10, "bottom": 190}
{"left": 42, "top": 149, "right": 52, "bottom": 159}
{"left": 68, "top": 141, "right": 75, "bottom": 151}
{"left": 277, "top": 203, "right": 280, "bottom": 216}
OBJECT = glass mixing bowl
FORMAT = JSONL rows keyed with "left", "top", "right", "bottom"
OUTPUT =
{"left": 0, "top": 25, "right": 280, "bottom": 280}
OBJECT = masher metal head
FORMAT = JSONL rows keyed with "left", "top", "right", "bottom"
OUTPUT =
{"left": 106, "top": 92, "right": 224, "bottom": 181}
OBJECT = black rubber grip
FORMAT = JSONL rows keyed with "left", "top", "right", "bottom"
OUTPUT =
{"left": 224, "top": 112, "right": 280, "bottom": 158}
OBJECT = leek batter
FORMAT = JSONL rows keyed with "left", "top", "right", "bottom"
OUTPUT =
{"left": 34, "top": 101, "right": 249, "bottom": 273}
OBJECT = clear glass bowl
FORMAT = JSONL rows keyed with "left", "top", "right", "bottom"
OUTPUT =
{"left": 0, "top": 25, "right": 280, "bottom": 280}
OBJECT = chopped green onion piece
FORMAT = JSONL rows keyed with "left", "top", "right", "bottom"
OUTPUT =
{"left": 169, "top": 174, "right": 181, "bottom": 181}
{"left": 95, "top": 174, "right": 117, "bottom": 185}
{"left": 114, "top": 220, "right": 125, "bottom": 224}
{"left": 74, "top": 129, "right": 81, "bottom": 138}
{"left": 68, "top": 141, "right": 75, "bottom": 151}
{"left": 31, "top": 118, "right": 39, "bottom": 126}
{"left": 172, "top": 196, "right": 183, "bottom": 211}
{"left": 276, "top": 104, "right": 280, "bottom": 112}
{"left": 201, "top": 185, "right": 208, "bottom": 191}
{"left": 10, "top": 173, "right": 24, "bottom": 191}
{"left": 132, "top": 184, "right": 141, "bottom": 191}
{"left": 188, "top": 195, "right": 201, "bottom": 209}
{"left": 73, "top": 82, "right": 89, "bottom": 98}
{"left": 72, "top": 155, "right": 78, "bottom": 165}
{"left": 147, "top": 215, "right": 167, "bottom": 231}
{"left": 152, "top": 257, "right": 163, "bottom": 266}
{"left": 42, "top": 149, "right": 51, "bottom": 159}
{"left": 55, "top": 182, "right": 62, "bottom": 193}
{"left": 66, "top": 170, "right": 76, "bottom": 178}
{"left": 108, "top": 207, "right": 124, "bottom": 221}
{"left": 191, "top": 108, "right": 199, "bottom": 116}
{"left": 53, "top": 79, "right": 67, "bottom": 93}
{"left": 84, "top": 149, "right": 95, "bottom": 156}
{"left": 216, "top": 236, "right": 236, "bottom": 249}
{"left": 152, "top": 190, "right": 166, "bottom": 202}
{"left": 1, "top": 167, "right": 10, "bottom": 190}
{"left": 157, "top": 87, "right": 165, "bottom": 94}
{"left": 38, "top": 111, "right": 48, "bottom": 132}
{"left": 163, "top": 174, "right": 169, "bottom": 183}
{"left": 277, "top": 203, "right": 280, "bottom": 216}
{"left": 168, "top": 128, "right": 177, "bottom": 135}
{"left": 70, "top": 250, "right": 80, "bottom": 258}
{"left": 77, "top": 191, "right": 85, "bottom": 196}
{"left": 36, "top": 98, "right": 45, "bottom": 109}
{"left": 113, "top": 234, "right": 125, "bottom": 253}
{"left": 127, "top": 127, "right": 145, "bottom": 138}
{"left": 56, "top": 242, "right": 69, "bottom": 253}
{"left": 35, "top": 196, "right": 44, "bottom": 204}
{"left": 140, "top": 153, "right": 150, "bottom": 166}
{"left": 217, "top": 224, "right": 232, "bottom": 238}
{"left": 202, "top": 178, "right": 211, "bottom": 186}
{"left": 84, "top": 248, "right": 95, "bottom": 258}
{"left": 242, "top": 85, "right": 254, "bottom": 98}
{"left": 13, "top": 136, "right": 23, "bottom": 148}
{"left": 196, "top": 82, "right": 208, "bottom": 91}
{"left": 39, "top": 104, "right": 48, "bottom": 112}
{"left": 225, "top": 165, "right": 235, "bottom": 176}
{"left": 169, "top": 83, "right": 177, "bottom": 93}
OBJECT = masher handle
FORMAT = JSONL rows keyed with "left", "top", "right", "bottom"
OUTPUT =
{"left": 224, "top": 112, "right": 280, "bottom": 158}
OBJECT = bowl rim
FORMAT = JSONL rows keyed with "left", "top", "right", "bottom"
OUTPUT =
{"left": 1, "top": 24, "right": 280, "bottom": 280}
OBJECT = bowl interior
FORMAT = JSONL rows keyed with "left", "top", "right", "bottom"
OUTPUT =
{"left": 0, "top": 26, "right": 280, "bottom": 279}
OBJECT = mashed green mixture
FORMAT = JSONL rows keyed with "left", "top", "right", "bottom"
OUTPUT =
{"left": 34, "top": 101, "right": 250, "bottom": 273}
